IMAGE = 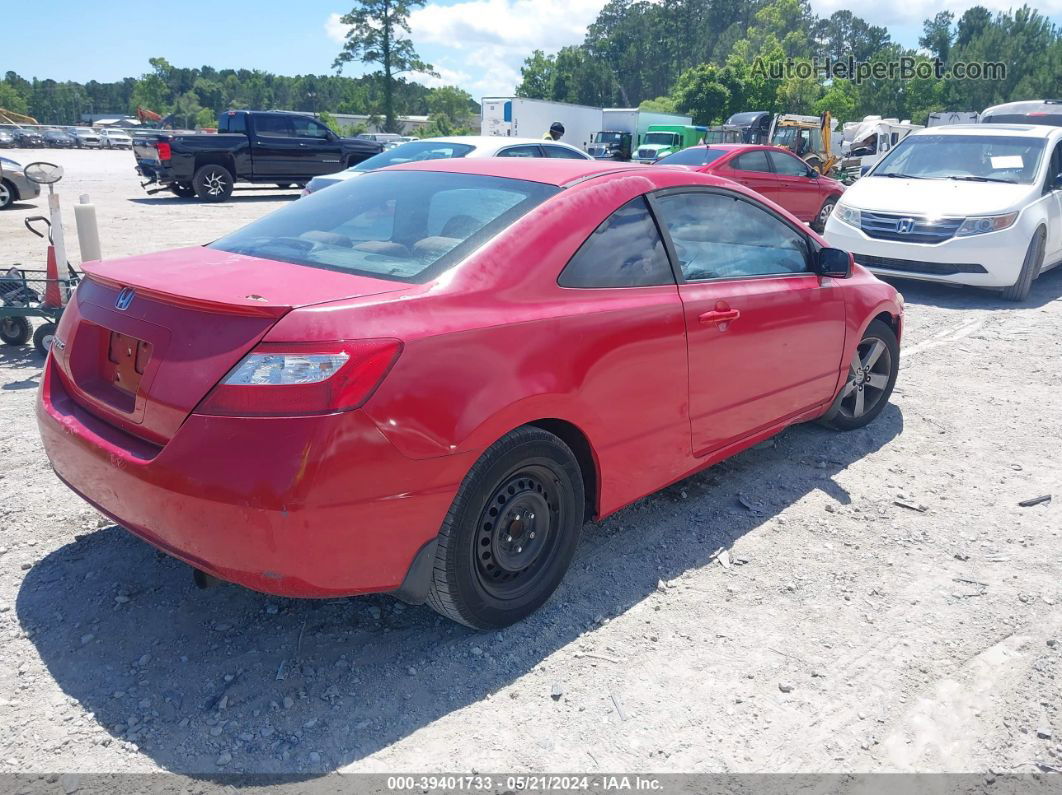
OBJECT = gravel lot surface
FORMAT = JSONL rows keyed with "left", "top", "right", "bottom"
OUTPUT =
{"left": 1, "top": 149, "right": 1060, "bottom": 776}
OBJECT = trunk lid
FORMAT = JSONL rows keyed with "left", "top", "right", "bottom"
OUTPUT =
{"left": 51, "top": 247, "right": 409, "bottom": 444}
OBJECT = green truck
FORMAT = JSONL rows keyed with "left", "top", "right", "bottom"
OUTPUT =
{"left": 632, "top": 124, "right": 708, "bottom": 163}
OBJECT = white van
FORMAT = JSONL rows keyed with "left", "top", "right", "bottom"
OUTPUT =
{"left": 824, "top": 124, "right": 1062, "bottom": 301}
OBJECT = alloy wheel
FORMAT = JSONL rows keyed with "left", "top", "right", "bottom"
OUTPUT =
{"left": 201, "top": 170, "right": 228, "bottom": 196}
{"left": 0, "top": 182, "right": 11, "bottom": 208}
{"left": 818, "top": 202, "right": 834, "bottom": 226}
{"left": 838, "top": 336, "right": 892, "bottom": 420}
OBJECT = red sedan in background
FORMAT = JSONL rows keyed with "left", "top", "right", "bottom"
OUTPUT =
{"left": 37, "top": 158, "right": 901, "bottom": 630}
{"left": 655, "top": 144, "right": 845, "bottom": 232}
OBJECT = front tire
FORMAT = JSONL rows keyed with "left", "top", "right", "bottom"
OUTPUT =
{"left": 192, "top": 164, "right": 234, "bottom": 202}
{"left": 811, "top": 197, "right": 837, "bottom": 233}
{"left": 1, "top": 317, "right": 32, "bottom": 346}
{"left": 819, "top": 318, "right": 899, "bottom": 431}
{"left": 1001, "top": 229, "right": 1045, "bottom": 302}
{"left": 0, "top": 179, "right": 15, "bottom": 210}
{"left": 426, "top": 427, "right": 585, "bottom": 629}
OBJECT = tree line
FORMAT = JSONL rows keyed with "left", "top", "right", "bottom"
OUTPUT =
{"left": 0, "top": 56, "right": 477, "bottom": 136}
{"left": 515, "top": 0, "right": 1062, "bottom": 126}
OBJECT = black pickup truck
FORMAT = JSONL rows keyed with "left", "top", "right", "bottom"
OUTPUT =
{"left": 134, "top": 110, "right": 382, "bottom": 201}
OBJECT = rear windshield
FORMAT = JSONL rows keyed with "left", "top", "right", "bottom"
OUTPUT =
{"left": 655, "top": 148, "right": 727, "bottom": 166}
{"left": 209, "top": 170, "right": 559, "bottom": 283}
{"left": 351, "top": 140, "right": 476, "bottom": 172}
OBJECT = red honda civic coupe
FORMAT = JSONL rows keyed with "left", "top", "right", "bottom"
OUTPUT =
{"left": 37, "top": 158, "right": 902, "bottom": 629}
{"left": 654, "top": 144, "right": 845, "bottom": 233}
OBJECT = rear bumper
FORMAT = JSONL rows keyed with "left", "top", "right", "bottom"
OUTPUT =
{"left": 135, "top": 161, "right": 177, "bottom": 183}
{"left": 36, "top": 357, "right": 470, "bottom": 598}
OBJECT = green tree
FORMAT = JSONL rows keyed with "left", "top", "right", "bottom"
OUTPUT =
{"left": 639, "top": 96, "right": 679, "bottom": 113}
{"left": 672, "top": 64, "right": 732, "bottom": 125}
{"left": 426, "top": 86, "right": 475, "bottom": 128}
{"left": 0, "top": 82, "right": 29, "bottom": 114}
{"left": 332, "top": 0, "right": 437, "bottom": 132}
{"left": 516, "top": 50, "right": 555, "bottom": 99}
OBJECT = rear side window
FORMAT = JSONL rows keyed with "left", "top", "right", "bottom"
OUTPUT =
{"left": 559, "top": 197, "right": 674, "bottom": 288}
{"left": 543, "top": 145, "right": 587, "bottom": 160}
{"left": 497, "top": 145, "right": 542, "bottom": 158}
{"left": 222, "top": 113, "right": 246, "bottom": 134}
{"left": 731, "top": 150, "right": 771, "bottom": 173}
{"left": 656, "top": 148, "right": 728, "bottom": 167}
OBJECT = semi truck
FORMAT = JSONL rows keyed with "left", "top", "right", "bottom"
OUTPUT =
{"left": 587, "top": 109, "right": 693, "bottom": 160}
{"left": 632, "top": 124, "right": 708, "bottom": 163}
{"left": 480, "top": 97, "right": 601, "bottom": 151}
{"left": 839, "top": 115, "right": 924, "bottom": 179}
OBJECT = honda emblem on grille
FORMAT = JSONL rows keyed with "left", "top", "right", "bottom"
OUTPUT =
{"left": 115, "top": 288, "right": 134, "bottom": 311}
{"left": 896, "top": 218, "right": 915, "bottom": 234}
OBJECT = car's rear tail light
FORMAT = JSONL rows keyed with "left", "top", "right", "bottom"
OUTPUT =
{"left": 156, "top": 141, "right": 172, "bottom": 161}
{"left": 197, "top": 339, "right": 401, "bottom": 417}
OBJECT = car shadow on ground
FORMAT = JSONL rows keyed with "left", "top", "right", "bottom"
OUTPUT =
{"left": 0, "top": 344, "right": 44, "bottom": 379}
{"left": 876, "top": 261, "right": 1062, "bottom": 310}
{"left": 17, "top": 405, "right": 902, "bottom": 776}
{"left": 128, "top": 193, "right": 300, "bottom": 206}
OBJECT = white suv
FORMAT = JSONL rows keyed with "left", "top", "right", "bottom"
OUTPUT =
{"left": 824, "top": 124, "right": 1062, "bottom": 301}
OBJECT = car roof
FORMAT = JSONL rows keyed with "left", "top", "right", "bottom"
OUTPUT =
{"left": 384, "top": 157, "right": 648, "bottom": 186}
{"left": 911, "top": 124, "right": 1061, "bottom": 138}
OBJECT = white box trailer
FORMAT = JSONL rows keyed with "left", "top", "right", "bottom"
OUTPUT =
{"left": 480, "top": 97, "right": 603, "bottom": 151}
{"left": 588, "top": 109, "right": 693, "bottom": 159}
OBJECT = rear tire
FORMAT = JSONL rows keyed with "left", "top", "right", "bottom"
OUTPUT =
{"left": 819, "top": 319, "right": 898, "bottom": 431}
{"left": 811, "top": 197, "right": 837, "bottom": 233}
{"left": 426, "top": 427, "right": 585, "bottom": 629}
{"left": 33, "top": 322, "right": 56, "bottom": 357}
{"left": 1001, "top": 229, "right": 1045, "bottom": 302}
{"left": 192, "top": 164, "right": 234, "bottom": 202}
{"left": 1, "top": 317, "right": 32, "bottom": 346}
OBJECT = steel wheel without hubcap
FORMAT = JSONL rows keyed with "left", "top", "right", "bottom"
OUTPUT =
{"left": 474, "top": 466, "right": 560, "bottom": 600}
{"left": 838, "top": 336, "right": 891, "bottom": 421}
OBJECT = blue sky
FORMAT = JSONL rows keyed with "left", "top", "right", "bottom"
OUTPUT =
{"left": 5, "top": 0, "right": 1061, "bottom": 101}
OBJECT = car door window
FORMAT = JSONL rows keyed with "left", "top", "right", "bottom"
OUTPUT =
{"left": 558, "top": 197, "right": 674, "bottom": 288}
{"left": 291, "top": 117, "right": 331, "bottom": 139}
{"left": 256, "top": 115, "right": 293, "bottom": 136}
{"left": 542, "top": 145, "right": 586, "bottom": 159}
{"left": 654, "top": 192, "right": 809, "bottom": 281}
{"left": 767, "top": 150, "right": 809, "bottom": 176}
{"left": 731, "top": 150, "right": 771, "bottom": 173}
{"left": 497, "top": 145, "right": 542, "bottom": 158}
{"left": 1045, "top": 141, "right": 1062, "bottom": 189}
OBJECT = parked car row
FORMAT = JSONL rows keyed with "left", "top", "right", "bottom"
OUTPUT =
{"left": 0, "top": 125, "right": 133, "bottom": 149}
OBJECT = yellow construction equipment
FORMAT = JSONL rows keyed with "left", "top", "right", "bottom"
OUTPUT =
{"left": 768, "top": 112, "right": 839, "bottom": 175}
{"left": 0, "top": 108, "right": 39, "bottom": 125}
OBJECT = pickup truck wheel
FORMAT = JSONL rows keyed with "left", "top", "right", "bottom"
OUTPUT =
{"left": 426, "top": 427, "right": 584, "bottom": 629}
{"left": 193, "top": 165, "right": 234, "bottom": 202}
{"left": 170, "top": 183, "right": 197, "bottom": 198}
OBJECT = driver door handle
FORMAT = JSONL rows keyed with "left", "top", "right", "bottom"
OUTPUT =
{"left": 699, "top": 309, "right": 741, "bottom": 326}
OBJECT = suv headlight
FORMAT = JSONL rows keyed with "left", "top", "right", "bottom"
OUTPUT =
{"left": 834, "top": 204, "right": 861, "bottom": 228}
{"left": 956, "top": 212, "right": 1019, "bottom": 237}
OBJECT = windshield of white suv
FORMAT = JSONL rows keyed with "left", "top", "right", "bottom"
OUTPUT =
{"left": 873, "top": 134, "right": 1047, "bottom": 184}
{"left": 349, "top": 140, "right": 476, "bottom": 173}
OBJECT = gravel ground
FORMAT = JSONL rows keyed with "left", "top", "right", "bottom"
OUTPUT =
{"left": 0, "top": 149, "right": 1060, "bottom": 776}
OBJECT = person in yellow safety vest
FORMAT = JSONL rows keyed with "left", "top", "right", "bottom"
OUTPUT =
{"left": 543, "top": 122, "right": 565, "bottom": 141}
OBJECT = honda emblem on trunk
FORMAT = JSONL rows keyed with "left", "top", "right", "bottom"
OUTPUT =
{"left": 115, "top": 288, "right": 135, "bottom": 311}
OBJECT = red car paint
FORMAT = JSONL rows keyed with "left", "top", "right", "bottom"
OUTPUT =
{"left": 37, "top": 158, "right": 901, "bottom": 599}
{"left": 656, "top": 144, "right": 845, "bottom": 223}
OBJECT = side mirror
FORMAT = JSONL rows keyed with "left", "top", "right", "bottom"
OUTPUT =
{"left": 814, "top": 247, "right": 852, "bottom": 278}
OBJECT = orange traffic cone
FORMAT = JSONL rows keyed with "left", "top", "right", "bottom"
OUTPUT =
{"left": 43, "top": 244, "right": 62, "bottom": 308}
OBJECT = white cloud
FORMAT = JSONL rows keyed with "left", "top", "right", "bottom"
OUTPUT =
{"left": 325, "top": 12, "right": 347, "bottom": 44}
